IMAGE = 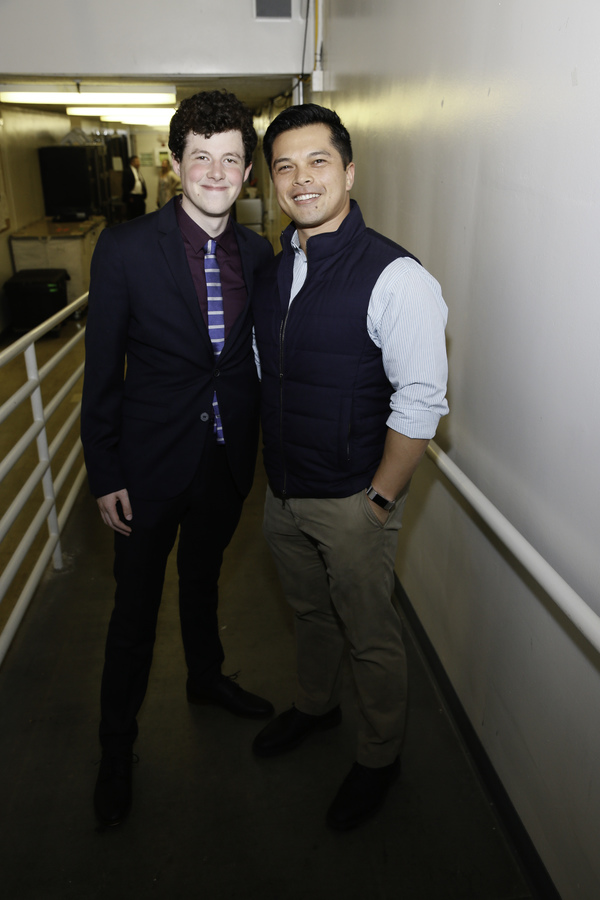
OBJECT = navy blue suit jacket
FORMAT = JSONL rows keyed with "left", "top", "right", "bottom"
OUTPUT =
{"left": 81, "top": 197, "right": 273, "bottom": 501}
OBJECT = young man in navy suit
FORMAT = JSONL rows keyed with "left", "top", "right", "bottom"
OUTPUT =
{"left": 81, "top": 91, "right": 274, "bottom": 827}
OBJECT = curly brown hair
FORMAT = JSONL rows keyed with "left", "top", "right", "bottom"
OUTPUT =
{"left": 168, "top": 90, "right": 257, "bottom": 166}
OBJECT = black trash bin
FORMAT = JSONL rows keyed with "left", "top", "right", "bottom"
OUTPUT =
{"left": 3, "top": 268, "right": 70, "bottom": 333}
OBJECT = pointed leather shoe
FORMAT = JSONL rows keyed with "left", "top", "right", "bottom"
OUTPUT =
{"left": 94, "top": 753, "right": 134, "bottom": 827}
{"left": 187, "top": 675, "right": 274, "bottom": 718}
{"left": 252, "top": 705, "right": 342, "bottom": 757}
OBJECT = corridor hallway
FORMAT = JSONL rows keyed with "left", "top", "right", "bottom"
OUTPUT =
{"left": 0, "top": 463, "right": 540, "bottom": 900}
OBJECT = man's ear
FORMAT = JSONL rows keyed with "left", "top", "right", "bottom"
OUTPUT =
{"left": 345, "top": 162, "right": 355, "bottom": 191}
{"left": 171, "top": 153, "right": 181, "bottom": 176}
{"left": 244, "top": 163, "right": 253, "bottom": 182}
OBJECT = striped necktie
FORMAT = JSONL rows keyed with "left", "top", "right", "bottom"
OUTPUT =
{"left": 204, "top": 239, "right": 225, "bottom": 444}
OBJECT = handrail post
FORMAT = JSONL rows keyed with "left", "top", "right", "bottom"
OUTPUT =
{"left": 24, "top": 344, "right": 63, "bottom": 571}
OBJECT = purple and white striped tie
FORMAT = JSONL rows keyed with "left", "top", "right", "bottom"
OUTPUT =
{"left": 204, "top": 239, "right": 225, "bottom": 444}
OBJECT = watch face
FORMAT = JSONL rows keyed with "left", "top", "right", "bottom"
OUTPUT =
{"left": 367, "top": 486, "right": 394, "bottom": 510}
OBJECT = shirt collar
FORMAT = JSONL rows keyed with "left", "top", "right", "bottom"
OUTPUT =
{"left": 175, "top": 198, "right": 236, "bottom": 256}
{"left": 291, "top": 229, "right": 305, "bottom": 258}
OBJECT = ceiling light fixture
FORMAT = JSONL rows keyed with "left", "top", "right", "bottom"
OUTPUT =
{"left": 0, "top": 84, "right": 177, "bottom": 105}
{"left": 67, "top": 107, "right": 176, "bottom": 125}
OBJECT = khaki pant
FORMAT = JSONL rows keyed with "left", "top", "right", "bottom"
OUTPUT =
{"left": 263, "top": 485, "right": 408, "bottom": 767}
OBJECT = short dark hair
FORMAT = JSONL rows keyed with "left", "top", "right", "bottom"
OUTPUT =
{"left": 263, "top": 103, "right": 353, "bottom": 171}
{"left": 169, "top": 90, "right": 257, "bottom": 167}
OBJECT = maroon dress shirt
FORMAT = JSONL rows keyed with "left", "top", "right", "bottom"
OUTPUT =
{"left": 175, "top": 199, "right": 247, "bottom": 339}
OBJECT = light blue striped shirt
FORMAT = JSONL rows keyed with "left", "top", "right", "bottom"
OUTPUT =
{"left": 254, "top": 229, "right": 449, "bottom": 439}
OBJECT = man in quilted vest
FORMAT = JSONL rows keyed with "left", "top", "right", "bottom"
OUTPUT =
{"left": 252, "top": 103, "right": 449, "bottom": 830}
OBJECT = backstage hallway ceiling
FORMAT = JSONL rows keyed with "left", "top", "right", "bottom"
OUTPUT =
{"left": 0, "top": 75, "right": 296, "bottom": 122}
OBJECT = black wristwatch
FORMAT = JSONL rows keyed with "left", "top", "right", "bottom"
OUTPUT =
{"left": 365, "top": 485, "right": 396, "bottom": 512}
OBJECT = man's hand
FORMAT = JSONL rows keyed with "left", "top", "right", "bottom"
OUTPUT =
{"left": 97, "top": 489, "right": 133, "bottom": 535}
{"left": 366, "top": 496, "right": 390, "bottom": 525}
{"left": 367, "top": 430, "right": 431, "bottom": 525}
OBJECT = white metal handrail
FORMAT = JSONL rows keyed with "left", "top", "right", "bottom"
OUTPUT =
{"left": 0, "top": 293, "right": 89, "bottom": 667}
{"left": 426, "top": 441, "right": 600, "bottom": 656}
{"left": 1, "top": 300, "right": 596, "bottom": 667}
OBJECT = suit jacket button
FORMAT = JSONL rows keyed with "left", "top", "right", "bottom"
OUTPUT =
{"left": 214, "top": 368, "right": 220, "bottom": 377}
{"left": 200, "top": 412, "right": 209, "bottom": 422}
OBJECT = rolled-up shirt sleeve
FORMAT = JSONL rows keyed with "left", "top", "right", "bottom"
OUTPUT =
{"left": 367, "top": 257, "right": 449, "bottom": 439}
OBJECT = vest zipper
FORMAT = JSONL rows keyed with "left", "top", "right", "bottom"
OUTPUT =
{"left": 278, "top": 311, "right": 290, "bottom": 498}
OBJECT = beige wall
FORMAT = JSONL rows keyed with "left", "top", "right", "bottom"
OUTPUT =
{"left": 316, "top": 2, "right": 600, "bottom": 898}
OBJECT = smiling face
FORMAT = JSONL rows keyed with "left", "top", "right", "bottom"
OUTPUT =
{"left": 172, "top": 129, "right": 252, "bottom": 234}
{"left": 271, "top": 122, "right": 355, "bottom": 250}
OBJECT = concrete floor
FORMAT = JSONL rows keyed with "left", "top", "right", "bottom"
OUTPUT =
{"left": 0, "top": 453, "right": 542, "bottom": 900}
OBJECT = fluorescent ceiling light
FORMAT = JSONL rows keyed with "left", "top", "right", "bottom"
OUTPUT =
{"left": 67, "top": 107, "right": 176, "bottom": 125}
{"left": 0, "top": 84, "right": 176, "bottom": 105}
{"left": 100, "top": 109, "right": 176, "bottom": 126}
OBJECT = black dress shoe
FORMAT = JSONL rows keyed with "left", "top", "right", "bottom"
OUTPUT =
{"left": 326, "top": 758, "right": 400, "bottom": 831}
{"left": 252, "top": 705, "right": 342, "bottom": 757}
{"left": 94, "top": 753, "right": 135, "bottom": 827}
{"left": 186, "top": 675, "right": 274, "bottom": 718}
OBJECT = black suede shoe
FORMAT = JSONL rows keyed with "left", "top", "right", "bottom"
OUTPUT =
{"left": 252, "top": 705, "right": 342, "bottom": 757}
{"left": 186, "top": 674, "right": 274, "bottom": 718}
{"left": 94, "top": 753, "right": 135, "bottom": 827}
{"left": 326, "top": 758, "right": 400, "bottom": 831}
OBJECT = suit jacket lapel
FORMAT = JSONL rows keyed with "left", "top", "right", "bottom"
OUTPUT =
{"left": 233, "top": 221, "right": 257, "bottom": 297}
{"left": 157, "top": 200, "right": 213, "bottom": 350}
{"left": 221, "top": 221, "right": 255, "bottom": 356}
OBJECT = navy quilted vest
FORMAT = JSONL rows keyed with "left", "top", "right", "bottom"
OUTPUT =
{"left": 253, "top": 201, "right": 419, "bottom": 498}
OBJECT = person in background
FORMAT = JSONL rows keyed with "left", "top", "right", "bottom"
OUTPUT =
{"left": 251, "top": 103, "right": 449, "bottom": 831}
{"left": 81, "top": 90, "right": 274, "bottom": 828}
{"left": 156, "top": 157, "right": 181, "bottom": 208}
{"left": 122, "top": 154, "right": 147, "bottom": 219}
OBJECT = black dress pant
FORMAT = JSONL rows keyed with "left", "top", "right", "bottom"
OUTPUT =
{"left": 99, "top": 439, "right": 244, "bottom": 755}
